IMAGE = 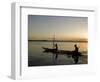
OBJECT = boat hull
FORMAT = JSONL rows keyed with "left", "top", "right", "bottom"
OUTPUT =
{"left": 42, "top": 47, "right": 82, "bottom": 56}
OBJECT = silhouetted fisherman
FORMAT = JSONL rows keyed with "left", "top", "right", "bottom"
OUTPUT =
{"left": 55, "top": 43, "right": 58, "bottom": 59}
{"left": 72, "top": 44, "right": 79, "bottom": 64}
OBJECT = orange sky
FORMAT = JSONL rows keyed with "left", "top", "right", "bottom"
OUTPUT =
{"left": 28, "top": 15, "right": 88, "bottom": 40}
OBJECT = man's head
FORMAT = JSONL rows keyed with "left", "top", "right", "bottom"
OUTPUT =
{"left": 74, "top": 44, "right": 77, "bottom": 47}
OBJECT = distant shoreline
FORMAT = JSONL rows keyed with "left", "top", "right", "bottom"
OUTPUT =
{"left": 28, "top": 40, "right": 88, "bottom": 43}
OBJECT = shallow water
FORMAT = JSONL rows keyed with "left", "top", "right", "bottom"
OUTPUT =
{"left": 28, "top": 41, "right": 88, "bottom": 66}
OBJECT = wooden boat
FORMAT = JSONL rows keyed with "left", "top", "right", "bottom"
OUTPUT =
{"left": 42, "top": 35, "right": 85, "bottom": 57}
{"left": 42, "top": 47, "right": 82, "bottom": 56}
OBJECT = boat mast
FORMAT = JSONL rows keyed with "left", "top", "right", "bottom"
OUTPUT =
{"left": 53, "top": 34, "right": 55, "bottom": 49}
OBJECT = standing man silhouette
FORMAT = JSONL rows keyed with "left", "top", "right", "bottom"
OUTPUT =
{"left": 73, "top": 44, "right": 79, "bottom": 64}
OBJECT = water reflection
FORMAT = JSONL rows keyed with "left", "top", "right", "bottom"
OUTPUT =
{"left": 28, "top": 41, "right": 88, "bottom": 66}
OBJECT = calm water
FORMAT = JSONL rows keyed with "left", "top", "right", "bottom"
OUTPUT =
{"left": 28, "top": 41, "right": 88, "bottom": 66}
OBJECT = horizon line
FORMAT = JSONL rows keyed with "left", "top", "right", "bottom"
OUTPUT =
{"left": 28, "top": 39, "right": 88, "bottom": 42}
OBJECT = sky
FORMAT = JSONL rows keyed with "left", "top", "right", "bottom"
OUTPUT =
{"left": 28, "top": 15, "right": 88, "bottom": 40}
